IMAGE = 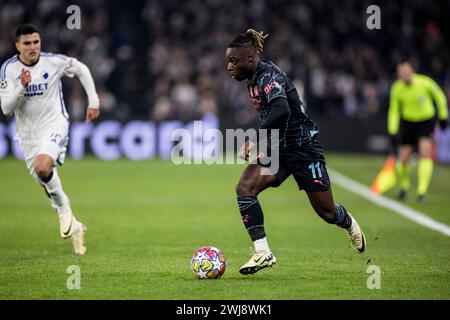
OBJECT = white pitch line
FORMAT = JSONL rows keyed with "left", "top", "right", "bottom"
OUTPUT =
{"left": 329, "top": 168, "right": 450, "bottom": 237}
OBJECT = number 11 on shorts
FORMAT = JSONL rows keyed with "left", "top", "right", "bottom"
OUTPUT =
{"left": 308, "top": 161, "right": 322, "bottom": 179}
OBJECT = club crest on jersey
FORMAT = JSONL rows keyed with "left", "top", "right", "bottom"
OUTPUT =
{"left": 0, "top": 79, "right": 7, "bottom": 90}
{"left": 42, "top": 72, "right": 49, "bottom": 80}
{"left": 249, "top": 85, "right": 262, "bottom": 108}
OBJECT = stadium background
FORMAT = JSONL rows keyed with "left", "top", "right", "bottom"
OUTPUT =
{"left": 0, "top": 0, "right": 449, "bottom": 160}
{"left": 0, "top": 0, "right": 449, "bottom": 301}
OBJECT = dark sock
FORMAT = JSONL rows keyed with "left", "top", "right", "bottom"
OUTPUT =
{"left": 335, "top": 204, "right": 352, "bottom": 229}
{"left": 237, "top": 196, "right": 266, "bottom": 241}
{"left": 41, "top": 170, "right": 54, "bottom": 184}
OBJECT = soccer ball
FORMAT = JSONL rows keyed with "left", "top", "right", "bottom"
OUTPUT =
{"left": 191, "top": 246, "right": 227, "bottom": 279}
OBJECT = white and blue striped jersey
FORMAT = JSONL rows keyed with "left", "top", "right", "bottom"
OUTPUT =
{"left": 0, "top": 52, "right": 99, "bottom": 145}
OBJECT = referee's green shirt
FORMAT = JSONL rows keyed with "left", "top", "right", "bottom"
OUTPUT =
{"left": 388, "top": 74, "right": 448, "bottom": 135}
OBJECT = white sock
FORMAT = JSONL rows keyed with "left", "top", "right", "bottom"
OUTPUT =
{"left": 254, "top": 237, "right": 270, "bottom": 252}
{"left": 42, "top": 168, "right": 71, "bottom": 214}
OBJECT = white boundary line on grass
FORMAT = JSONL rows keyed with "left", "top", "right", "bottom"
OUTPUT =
{"left": 329, "top": 168, "right": 450, "bottom": 237}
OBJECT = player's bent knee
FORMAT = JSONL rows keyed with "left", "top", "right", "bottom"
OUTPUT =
{"left": 34, "top": 159, "right": 53, "bottom": 180}
{"left": 35, "top": 165, "right": 52, "bottom": 180}
{"left": 235, "top": 182, "right": 256, "bottom": 197}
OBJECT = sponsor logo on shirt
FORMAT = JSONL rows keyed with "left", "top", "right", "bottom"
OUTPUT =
{"left": 24, "top": 82, "right": 48, "bottom": 97}
{"left": 264, "top": 81, "right": 281, "bottom": 94}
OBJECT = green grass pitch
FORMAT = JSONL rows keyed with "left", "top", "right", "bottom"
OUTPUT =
{"left": 0, "top": 153, "right": 449, "bottom": 299}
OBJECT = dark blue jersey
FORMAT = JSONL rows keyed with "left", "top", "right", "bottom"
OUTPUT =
{"left": 247, "top": 60, "right": 324, "bottom": 161}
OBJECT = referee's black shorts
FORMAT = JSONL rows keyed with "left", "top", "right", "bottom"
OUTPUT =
{"left": 399, "top": 119, "right": 435, "bottom": 146}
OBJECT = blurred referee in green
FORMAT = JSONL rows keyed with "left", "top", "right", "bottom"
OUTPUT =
{"left": 388, "top": 61, "right": 448, "bottom": 202}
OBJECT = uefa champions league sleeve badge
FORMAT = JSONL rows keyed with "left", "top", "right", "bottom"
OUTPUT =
{"left": 0, "top": 79, "right": 7, "bottom": 90}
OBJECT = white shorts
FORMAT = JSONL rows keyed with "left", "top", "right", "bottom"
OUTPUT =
{"left": 21, "top": 126, "right": 69, "bottom": 175}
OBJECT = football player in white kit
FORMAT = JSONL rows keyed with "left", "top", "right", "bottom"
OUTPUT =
{"left": 0, "top": 24, "right": 100, "bottom": 255}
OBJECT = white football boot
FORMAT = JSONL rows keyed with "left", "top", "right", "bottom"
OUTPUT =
{"left": 59, "top": 208, "right": 75, "bottom": 239}
{"left": 346, "top": 213, "right": 366, "bottom": 253}
{"left": 71, "top": 221, "right": 87, "bottom": 255}
{"left": 239, "top": 250, "right": 277, "bottom": 275}
{"left": 58, "top": 208, "right": 87, "bottom": 255}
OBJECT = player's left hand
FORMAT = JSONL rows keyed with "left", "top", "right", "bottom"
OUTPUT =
{"left": 85, "top": 107, "right": 100, "bottom": 122}
{"left": 238, "top": 140, "right": 255, "bottom": 161}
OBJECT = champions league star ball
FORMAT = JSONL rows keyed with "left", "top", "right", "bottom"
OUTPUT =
{"left": 191, "top": 246, "right": 227, "bottom": 279}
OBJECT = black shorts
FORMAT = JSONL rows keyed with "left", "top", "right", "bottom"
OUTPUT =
{"left": 267, "top": 157, "right": 331, "bottom": 192}
{"left": 399, "top": 120, "right": 435, "bottom": 146}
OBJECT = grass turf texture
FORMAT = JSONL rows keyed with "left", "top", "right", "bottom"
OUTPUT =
{"left": 0, "top": 153, "right": 449, "bottom": 299}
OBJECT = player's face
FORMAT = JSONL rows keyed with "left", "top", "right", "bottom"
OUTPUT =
{"left": 226, "top": 47, "right": 254, "bottom": 81}
{"left": 16, "top": 33, "right": 41, "bottom": 65}
{"left": 398, "top": 63, "right": 413, "bottom": 85}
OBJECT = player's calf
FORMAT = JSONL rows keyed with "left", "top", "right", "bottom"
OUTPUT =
{"left": 237, "top": 194, "right": 276, "bottom": 274}
{"left": 314, "top": 205, "right": 337, "bottom": 224}
{"left": 39, "top": 169, "right": 71, "bottom": 213}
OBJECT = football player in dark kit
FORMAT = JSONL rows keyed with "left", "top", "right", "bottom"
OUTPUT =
{"left": 226, "top": 29, "right": 366, "bottom": 275}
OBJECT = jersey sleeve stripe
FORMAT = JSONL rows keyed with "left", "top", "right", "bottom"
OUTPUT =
{"left": 40, "top": 51, "right": 67, "bottom": 61}
{"left": 1, "top": 56, "right": 18, "bottom": 79}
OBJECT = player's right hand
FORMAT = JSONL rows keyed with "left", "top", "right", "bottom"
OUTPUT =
{"left": 20, "top": 68, "right": 31, "bottom": 87}
{"left": 238, "top": 140, "right": 255, "bottom": 161}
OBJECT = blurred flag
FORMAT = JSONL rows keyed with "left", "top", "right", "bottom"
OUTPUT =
{"left": 371, "top": 155, "right": 397, "bottom": 194}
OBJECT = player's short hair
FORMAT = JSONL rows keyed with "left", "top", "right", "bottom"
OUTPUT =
{"left": 397, "top": 60, "right": 414, "bottom": 70}
{"left": 15, "top": 24, "right": 40, "bottom": 42}
{"left": 228, "top": 29, "right": 268, "bottom": 54}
